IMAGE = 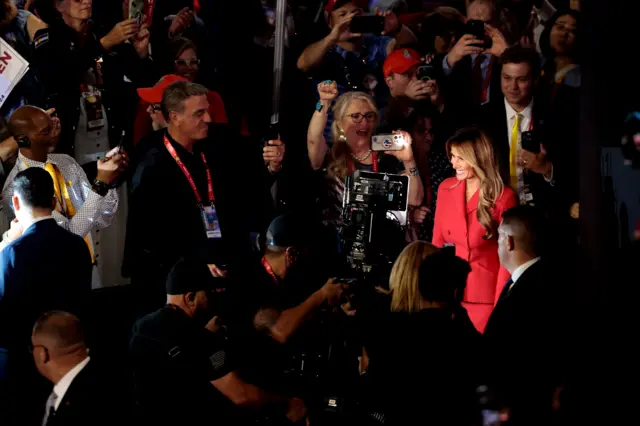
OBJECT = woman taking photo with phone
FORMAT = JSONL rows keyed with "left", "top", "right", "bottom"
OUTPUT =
{"left": 432, "top": 128, "right": 517, "bottom": 332}
{"left": 307, "top": 80, "right": 424, "bottom": 232}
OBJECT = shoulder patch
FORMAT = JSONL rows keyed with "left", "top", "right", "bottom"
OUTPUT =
{"left": 34, "top": 31, "right": 49, "bottom": 49}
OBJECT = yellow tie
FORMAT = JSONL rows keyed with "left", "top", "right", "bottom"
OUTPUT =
{"left": 43, "top": 163, "right": 95, "bottom": 263}
{"left": 509, "top": 113, "right": 522, "bottom": 190}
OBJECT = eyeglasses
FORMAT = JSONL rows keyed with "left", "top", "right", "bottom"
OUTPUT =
{"left": 347, "top": 112, "right": 377, "bottom": 123}
{"left": 175, "top": 59, "right": 201, "bottom": 67}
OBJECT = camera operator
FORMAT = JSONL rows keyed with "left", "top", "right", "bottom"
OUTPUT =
{"left": 231, "top": 213, "right": 342, "bottom": 343}
{"left": 129, "top": 257, "right": 307, "bottom": 425}
{"left": 363, "top": 250, "right": 480, "bottom": 426}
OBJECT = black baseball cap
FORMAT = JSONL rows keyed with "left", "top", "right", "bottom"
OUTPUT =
{"left": 166, "top": 257, "right": 227, "bottom": 295}
{"left": 265, "top": 213, "right": 308, "bottom": 249}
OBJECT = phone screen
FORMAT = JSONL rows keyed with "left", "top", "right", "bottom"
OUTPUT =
{"left": 350, "top": 15, "right": 385, "bottom": 35}
{"left": 128, "top": 0, "right": 144, "bottom": 23}
{"left": 521, "top": 131, "right": 540, "bottom": 153}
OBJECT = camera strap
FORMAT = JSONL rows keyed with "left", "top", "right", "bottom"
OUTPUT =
{"left": 261, "top": 256, "right": 279, "bottom": 285}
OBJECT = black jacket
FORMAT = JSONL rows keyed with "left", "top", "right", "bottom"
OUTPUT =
{"left": 32, "top": 19, "right": 158, "bottom": 166}
{"left": 124, "top": 130, "right": 259, "bottom": 292}
{"left": 0, "top": 219, "right": 92, "bottom": 352}
{"left": 44, "top": 360, "right": 130, "bottom": 426}
{"left": 484, "top": 260, "right": 567, "bottom": 424}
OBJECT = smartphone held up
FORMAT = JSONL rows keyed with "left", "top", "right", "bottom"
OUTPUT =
{"left": 372, "top": 133, "right": 407, "bottom": 152}
{"left": 350, "top": 15, "right": 385, "bottom": 35}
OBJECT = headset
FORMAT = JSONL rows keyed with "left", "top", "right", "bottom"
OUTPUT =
{"left": 15, "top": 134, "right": 31, "bottom": 149}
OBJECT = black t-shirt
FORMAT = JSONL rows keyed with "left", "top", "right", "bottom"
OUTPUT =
{"left": 129, "top": 305, "right": 236, "bottom": 423}
{"left": 124, "top": 130, "right": 252, "bottom": 288}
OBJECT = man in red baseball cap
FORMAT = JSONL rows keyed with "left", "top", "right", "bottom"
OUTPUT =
{"left": 383, "top": 48, "right": 441, "bottom": 105}
{"left": 137, "top": 75, "right": 188, "bottom": 131}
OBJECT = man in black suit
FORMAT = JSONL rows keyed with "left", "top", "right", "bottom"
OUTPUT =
{"left": 32, "top": 311, "right": 125, "bottom": 426}
{"left": 0, "top": 169, "right": 92, "bottom": 352}
{"left": 485, "top": 205, "right": 565, "bottom": 425}
{"left": 0, "top": 169, "right": 92, "bottom": 425}
{"left": 477, "top": 46, "right": 564, "bottom": 215}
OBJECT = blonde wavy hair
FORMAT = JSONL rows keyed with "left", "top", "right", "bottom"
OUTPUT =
{"left": 328, "top": 91, "right": 380, "bottom": 180}
{"left": 446, "top": 128, "right": 505, "bottom": 240}
{"left": 389, "top": 241, "right": 440, "bottom": 313}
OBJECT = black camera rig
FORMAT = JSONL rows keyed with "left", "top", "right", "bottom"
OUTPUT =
{"left": 340, "top": 171, "right": 409, "bottom": 277}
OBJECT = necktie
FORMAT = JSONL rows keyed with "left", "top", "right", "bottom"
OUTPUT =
{"left": 509, "top": 113, "right": 522, "bottom": 190}
{"left": 498, "top": 278, "right": 514, "bottom": 303}
{"left": 42, "top": 391, "right": 58, "bottom": 426}
{"left": 471, "top": 55, "right": 486, "bottom": 104}
{"left": 43, "top": 162, "right": 95, "bottom": 263}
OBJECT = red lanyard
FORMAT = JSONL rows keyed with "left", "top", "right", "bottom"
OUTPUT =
{"left": 480, "top": 57, "right": 494, "bottom": 104}
{"left": 348, "top": 152, "right": 379, "bottom": 174}
{"left": 164, "top": 135, "right": 214, "bottom": 204}
{"left": 261, "top": 256, "right": 279, "bottom": 285}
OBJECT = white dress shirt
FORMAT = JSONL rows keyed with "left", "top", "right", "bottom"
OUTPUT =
{"left": 505, "top": 99, "right": 533, "bottom": 203}
{"left": 509, "top": 257, "right": 541, "bottom": 291}
{"left": 22, "top": 215, "right": 55, "bottom": 234}
{"left": 51, "top": 356, "right": 90, "bottom": 411}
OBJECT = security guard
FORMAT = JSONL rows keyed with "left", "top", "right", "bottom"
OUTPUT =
{"left": 129, "top": 257, "right": 307, "bottom": 425}
{"left": 32, "top": 0, "right": 158, "bottom": 176}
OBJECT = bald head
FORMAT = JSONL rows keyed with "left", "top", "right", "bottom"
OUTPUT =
{"left": 32, "top": 311, "right": 86, "bottom": 355}
{"left": 8, "top": 106, "right": 60, "bottom": 158}
{"left": 8, "top": 106, "right": 48, "bottom": 136}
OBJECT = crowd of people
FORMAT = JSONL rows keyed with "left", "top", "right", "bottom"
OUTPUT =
{"left": 0, "top": 0, "right": 582, "bottom": 425}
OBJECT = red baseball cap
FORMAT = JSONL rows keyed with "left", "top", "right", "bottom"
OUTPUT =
{"left": 137, "top": 74, "right": 188, "bottom": 104}
{"left": 325, "top": 0, "right": 368, "bottom": 14}
{"left": 383, "top": 49, "right": 422, "bottom": 77}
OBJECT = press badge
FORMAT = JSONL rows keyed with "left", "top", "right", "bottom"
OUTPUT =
{"left": 81, "top": 85, "right": 105, "bottom": 131}
{"left": 200, "top": 204, "right": 222, "bottom": 239}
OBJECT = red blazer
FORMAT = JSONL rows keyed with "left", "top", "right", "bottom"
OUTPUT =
{"left": 432, "top": 177, "right": 517, "bottom": 305}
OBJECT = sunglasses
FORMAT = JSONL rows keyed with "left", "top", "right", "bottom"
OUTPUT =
{"left": 150, "top": 104, "right": 162, "bottom": 112}
{"left": 175, "top": 59, "right": 201, "bottom": 67}
{"left": 348, "top": 112, "right": 377, "bottom": 123}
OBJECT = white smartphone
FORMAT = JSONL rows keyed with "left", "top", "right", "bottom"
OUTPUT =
{"left": 371, "top": 133, "right": 406, "bottom": 151}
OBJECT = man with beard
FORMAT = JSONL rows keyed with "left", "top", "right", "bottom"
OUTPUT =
{"left": 129, "top": 257, "right": 307, "bottom": 425}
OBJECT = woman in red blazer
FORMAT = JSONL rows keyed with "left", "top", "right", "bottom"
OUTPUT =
{"left": 432, "top": 129, "right": 517, "bottom": 332}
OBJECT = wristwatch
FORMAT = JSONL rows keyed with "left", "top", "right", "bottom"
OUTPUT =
{"left": 91, "top": 179, "right": 110, "bottom": 197}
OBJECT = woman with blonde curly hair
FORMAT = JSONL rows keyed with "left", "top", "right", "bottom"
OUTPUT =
{"left": 432, "top": 128, "right": 517, "bottom": 332}
{"left": 307, "top": 80, "right": 424, "bottom": 229}
{"left": 388, "top": 241, "right": 440, "bottom": 313}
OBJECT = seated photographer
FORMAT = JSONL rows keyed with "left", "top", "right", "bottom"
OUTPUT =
{"left": 308, "top": 82, "right": 423, "bottom": 233}
{"left": 129, "top": 257, "right": 306, "bottom": 425}
{"left": 363, "top": 250, "right": 480, "bottom": 426}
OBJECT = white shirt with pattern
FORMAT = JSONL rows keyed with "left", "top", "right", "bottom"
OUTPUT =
{"left": 2, "top": 152, "right": 118, "bottom": 235}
